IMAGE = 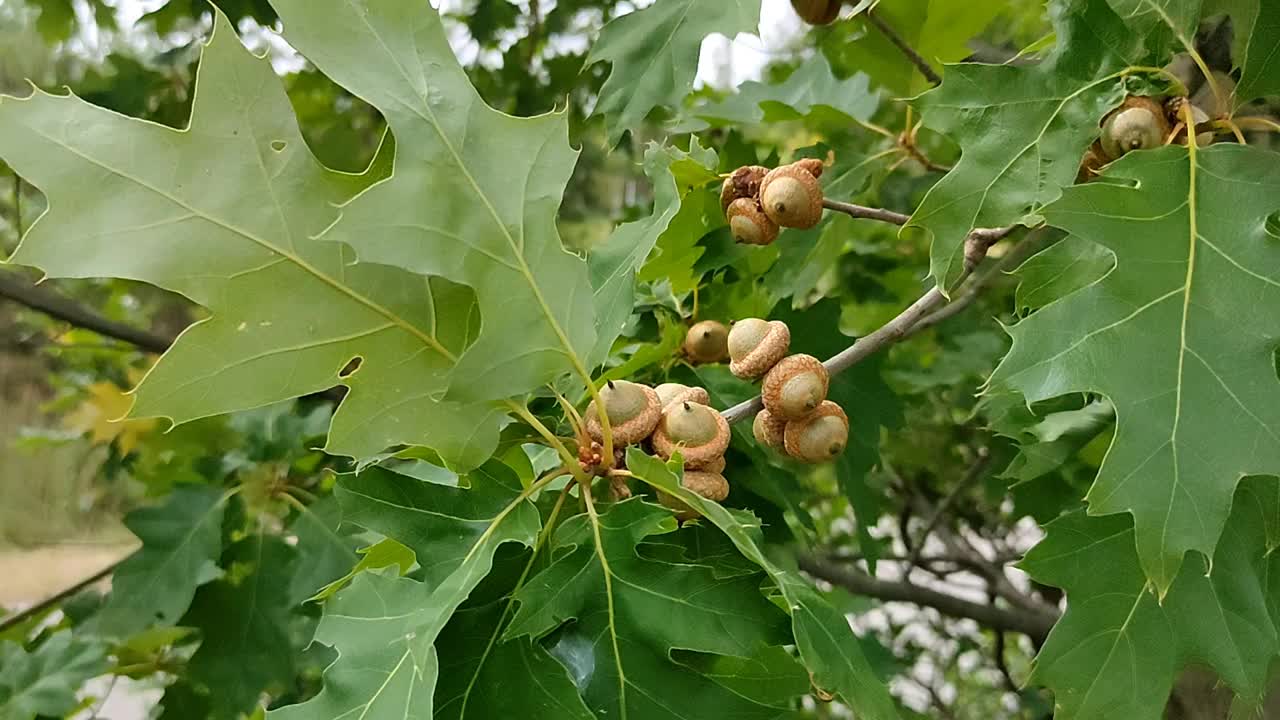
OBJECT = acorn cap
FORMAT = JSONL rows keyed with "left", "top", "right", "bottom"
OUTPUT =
{"left": 1100, "top": 96, "right": 1170, "bottom": 160}
{"left": 720, "top": 165, "right": 768, "bottom": 212}
{"left": 784, "top": 401, "right": 849, "bottom": 464}
{"left": 652, "top": 401, "right": 731, "bottom": 467}
{"left": 727, "top": 198, "right": 780, "bottom": 246}
{"left": 585, "top": 381, "right": 662, "bottom": 446}
{"left": 794, "top": 157, "right": 825, "bottom": 178}
{"left": 658, "top": 470, "right": 729, "bottom": 521}
{"left": 728, "top": 318, "right": 791, "bottom": 379}
{"left": 752, "top": 409, "right": 787, "bottom": 453}
{"left": 762, "top": 354, "right": 829, "bottom": 420}
{"left": 760, "top": 164, "right": 823, "bottom": 229}
{"left": 697, "top": 455, "right": 727, "bottom": 474}
{"left": 791, "top": 0, "right": 841, "bottom": 24}
{"left": 655, "top": 382, "right": 711, "bottom": 411}
{"left": 683, "top": 320, "right": 730, "bottom": 364}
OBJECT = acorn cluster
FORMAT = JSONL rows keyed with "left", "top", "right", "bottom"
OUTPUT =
{"left": 725, "top": 318, "right": 850, "bottom": 465}
{"left": 1078, "top": 94, "right": 1215, "bottom": 182}
{"left": 582, "top": 379, "right": 732, "bottom": 521}
{"left": 721, "top": 159, "right": 825, "bottom": 246}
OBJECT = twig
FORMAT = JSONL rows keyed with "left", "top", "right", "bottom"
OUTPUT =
{"left": 821, "top": 198, "right": 910, "bottom": 226}
{"left": 11, "top": 172, "right": 21, "bottom": 239}
{"left": 865, "top": 9, "right": 942, "bottom": 86}
{"left": 797, "top": 554, "right": 1059, "bottom": 643}
{"left": 0, "top": 271, "right": 175, "bottom": 354}
{"left": 0, "top": 559, "right": 121, "bottom": 634}
{"left": 905, "top": 449, "right": 991, "bottom": 571}
{"left": 994, "top": 629, "right": 1019, "bottom": 693}
{"left": 909, "top": 230, "right": 1046, "bottom": 335}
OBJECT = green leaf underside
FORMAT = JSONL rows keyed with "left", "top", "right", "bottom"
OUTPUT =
{"left": 907, "top": 0, "right": 1145, "bottom": 291}
{"left": 684, "top": 54, "right": 878, "bottom": 129}
{"left": 1023, "top": 477, "right": 1280, "bottom": 719}
{"left": 270, "top": 0, "right": 596, "bottom": 403}
{"left": 92, "top": 484, "right": 225, "bottom": 637}
{"left": 506, "top": 498, "right": 795, "bottom": 720}
{"left": 269, "top": 461, "right": 542, "bottom": 719}
{"left": 1233, "top": 0, "right": 1280, "bottom": 102}
{"left": 627, "top": 450, "right": 901, "bottom": 720}
{"left": 286, "top": 496, "right": 360, "bottom": 607}
{"left": 0, "top": 634, "right": 110, "bottom": 719}
{"left": 0, "top": 12, "right": 503, "bottom": 470}
{"left": 589, "top": 0, "right": 761, "bottom": 144}
{"left": 991, "top": 144, "right": 1280, "bottom": 591}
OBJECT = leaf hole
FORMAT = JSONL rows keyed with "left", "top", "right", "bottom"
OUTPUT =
{"left": 1265, "top": 212, "right": 1280, "bottom": 240}
{"left": 271, "top": 140, "right": 287, "bottom": 152}
{"left": 339, "top": 356, "right": 363, "bottom": 379}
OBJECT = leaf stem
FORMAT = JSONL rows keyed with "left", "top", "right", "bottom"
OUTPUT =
{"left": 11, "top": 172, "right": 22, "bottom": 240}
{"left": 581, "top": 481, "right": 627, "bottom": 719}
{"left": 863, "top": 8, "right": 941, "bottom": 86}
{"left": 507, "top": 400, "right": 589, "bottom": 483}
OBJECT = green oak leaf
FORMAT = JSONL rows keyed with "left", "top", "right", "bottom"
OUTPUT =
{"left": 1105, "top": 0, "right": 1200, "bottom": 61}
{"left": 176, "top": 535, "right": 297, "bottom": 719}
{"left": 505, "top": 498, "right": 794, "bottom": 719}
{"left": 906, "top": 0, "right": 1145, "bottom": 291}
{"left": 286, "top": 496, "right": 360, "bottom": 607}
{"left": 588, "top": 0, "right": 760, "bottom": 144}
{"left": 991, "top": 144, "right": 1280, "bottom": 592}
{"left": 1230, "top": 0, "right": 1280, "bottom": 102}
{"left": 1023, "top": 477, "right": 1280, "bottom": 719}
{"left": 269, "top": 461, "right": 542, "bottom": 719}
{"left": 1013, "top": 235, "right": 1113, "bottom": 313}
{"left": 589, "top": 140, "right": 718, "bottom": 365}
{"left": 0, "top": 634, "right": 109, "bottom": 719}
{"left": 627, "top": 450, "right": 900, "bottom": 720}
{"left": 635, "top": 141, "right": 723, "bottom": 297}
{"left": 683, "top": 55, "right": 878, "bottom": 129}
{"left": 91, "top": 484, "right": 226, "bottom": 637}
{"left": 270, "top": 0, "right": 596, "bottom": 401}
{"left": 310, "top": 537, "right": 416, "bottom": 603}
{"left": 0, "top": 13, "right": 503, "bottom": 470}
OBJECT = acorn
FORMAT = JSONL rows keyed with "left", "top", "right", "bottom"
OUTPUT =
{"left": 584, "top": 380, "right": 661, "bottom": 446}
{"left": 658, "top": 470, "right": 730, "bottom": 521}
{"left": 720, "top": 165, "right": 769, "bottom": 212}
{"left": 701, "top": 455, "right": 727, "bottom": 474}
{"left": 728, "top": 318, "right": 790, "bottom": 380}
{"left": 683, "top": 320, "right": 729, "bottom": 364}
{"left": 794, "top": 158, "right": 825, "bottom": 178}
{"left": 1076, "top": 140, "right": 1107, "bottom": 184}
{"left": 762, "top": 354, "right": 829, "bottom": 420}
{"left": 752, "top": 409, "right": 787, "bottom": 453}
{"left": 791, "top": 0, "right": 841, "bottom": 25}
{"left": 1100, "top": 96, "right": 1169, "bottom": 161}
{"left": 727, "top": 198, "right": 780, "bottom": 246}
{"left": 760, "top": 163, "right": 823, "bottom": 229}
{"left": 652, "top": 401, "right": 730, "bottom": 469}
{"left": 655, "top": 382, "right": 711, "bottom": 411}
{"left": 784, "top": 401, "right": 849, "bottom": 463}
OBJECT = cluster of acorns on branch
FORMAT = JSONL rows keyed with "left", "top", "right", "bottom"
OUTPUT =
{"left": 721, "top": 159, "right": 825, "bottom": 246}
{"left": 1078, "top": 94, "right": 1215, "bottom": 181}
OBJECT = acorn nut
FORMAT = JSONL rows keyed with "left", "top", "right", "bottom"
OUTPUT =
{"left": 762, "top": 354, "right": 829, "bottom": 420}
{"left": 652, "top": 401, "right": 730, "bottom": 469}
{"left": 720, "top": 165, "right": 768, "bottom": 212}
{"left": 784, "top": 401, "right": 849, "bottom": 463}
{"left": 1100, "top": 96, "right": 1169, "bottom": 161}
{"left": 727, "top": 198, "right": 780, "bottom": 246}
{"left": 655, "top": 382, "right": 711, "bottom": 411}
{"left": 752, "top": 409, "right": 787, "bottom": 453}
{"left": 760, "top": 164, "right": 823, "bottom": 229}
{"left": 728, "top": 318, "right": 791, "bottom": 379}
{"left": 584, "top": 380, "right": 661, "bottom": 446}
{"left": 658, "top": 470, "right": 730, "bottom": 521}
{"left": 791, "top": 0, "right": 841, "bottom": 25}
{"left": 683, "top": 320, "right": 729, "bottom": 364}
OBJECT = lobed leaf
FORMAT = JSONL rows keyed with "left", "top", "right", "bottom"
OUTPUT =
{"left": 0, "top": 634, "right": 109, "bottom": 719}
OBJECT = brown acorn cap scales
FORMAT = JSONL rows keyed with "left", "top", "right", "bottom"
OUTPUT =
{"left": 760, "top": 164, "right": 823, "bottom": 229}
{"left": 651, "top": 401, "right": 731, "bottom": 468}
{"left": 762, "top": 354, "right": 829, "bottom": 420}
{"left": 784, "top": 401, "right": 849, "bottom": 464}
{"left": 682, "top": 320, "right": 729, "bottom": 364}
{"left": 1099, "top": 96, "right": 1170, "bottom": 161}
{"left": 655, "top": 383, "right": 711, "bottom": 411}
{"left": 720, "top": 165, "right": 769, "bottom": 212}
{"left": 727, "top": 198, "right": 780, "bottom": 246}
{"left": 658, "top": 470, "right": 730, "bottom": 521}
{"left": 752, "top": 409, "right": 787, "bottom": 453}
{"left": 727, "top": 318, "right": 791, "bottom": 379}
{"left": 584, "top": 381, "right": 662, "bottom": 446}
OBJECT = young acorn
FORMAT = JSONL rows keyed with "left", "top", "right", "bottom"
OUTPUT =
{"left": 728, "top": 318, "right": 791, "bottom": 379}
{"left": 784, "top": 401, "right": 849, "bottom": 463}
{"left": 655, "top": 382, "right": 711, "bottom": 410}
{"left": 762, "top": 354, "right": 829, "bottom": 420}
{"left": 651, "top": 401, "right": 730, "bottom": 469}
{"left": 752, "top": 409, "right": 787, "bottom": 453}
{"left": 760, "top": 163, "right": 824, "bottom": 229}
{"left": 791, "top": 0, "right": 841, "bottom": 25}
{"left": 658, "top": 470, "right": 729, "bottom": 521}
{"left": 720, "top": 165, "right": 768, "bottom": 212}
{"left": 584, "top": 380, "right": 662, "bottom": 446}
{"left": 727, "top": 198, "right": 780, "bottom": 246}
{"left": 682, "top": 320, "right": 729, "bottom": 364}
{"left": 1099, "top": 96, "right": 1169, "bottom": 161}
